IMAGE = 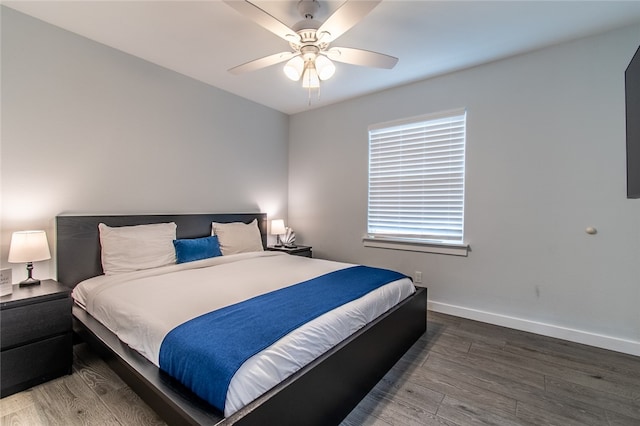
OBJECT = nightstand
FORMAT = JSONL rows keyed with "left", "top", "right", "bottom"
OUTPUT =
{"left": 1, "top": 279, "right": 73, "bottom": 397}
{"left": 267, "top": 245, "right": 312, "bottom": 258}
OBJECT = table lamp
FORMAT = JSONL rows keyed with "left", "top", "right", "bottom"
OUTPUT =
{"left": 271, "top": 219, "right": 286, "bottom": 247}
{"left": 8, "top": 230, "right": 51, "bottom": 287}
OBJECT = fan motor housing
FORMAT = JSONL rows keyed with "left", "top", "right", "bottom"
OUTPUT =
{"left": 297, "top": 0, "right": 320, "bottom": 20}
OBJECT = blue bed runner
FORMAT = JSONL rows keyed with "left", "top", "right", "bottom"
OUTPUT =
{"left": 158, "top": 265, "right": 406, "bottom": 412}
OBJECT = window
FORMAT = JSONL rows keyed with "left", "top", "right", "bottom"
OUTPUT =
{"left": 366, "top": 108, "right": 467, "bottom": 254}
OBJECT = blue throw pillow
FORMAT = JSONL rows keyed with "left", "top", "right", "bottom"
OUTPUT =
{"left": 173, "top": 236, "right": 222, "bottom": 264}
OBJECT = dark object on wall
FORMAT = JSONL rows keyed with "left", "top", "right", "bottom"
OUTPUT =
{"left": 626, "top": 45, "right": 640, "bottom": 199}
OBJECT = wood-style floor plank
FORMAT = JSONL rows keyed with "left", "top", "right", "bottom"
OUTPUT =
{"left": 503, "top": 340, "right": 640, "bottom": 391}
{"left": 436, "top": 395, "right": 525, "bottom": 426}
{"left": 2, "top": 311, "right": 639, "bottom": 426}
{"left": 30, "top": 373, "right": 121, "bottom": 425}
{"left": 404, "top": 366, "right": 518, "bottom": 417}
{"left": 544, "top": 375, "right": 640, "bottom": 421}
{"left": 72, "top": 344, "right": 165, "bottom": 425}
{"left": 0, "top": 390, "right": 42, "bottom": 426}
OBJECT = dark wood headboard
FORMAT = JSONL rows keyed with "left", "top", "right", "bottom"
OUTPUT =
{"left": 56, "top": 213, "right": 267, "bottom": 288}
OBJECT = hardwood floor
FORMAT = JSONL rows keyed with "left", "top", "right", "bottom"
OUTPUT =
{"left": 2, "top": 311, "right": 639, "bottom": 425}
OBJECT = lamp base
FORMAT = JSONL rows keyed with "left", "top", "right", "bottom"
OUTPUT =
{"left": 19, "top": 261, "right": 41, "bottom": 287}
{"left": 19, "top": 277, "right": 41, "bottom": 287}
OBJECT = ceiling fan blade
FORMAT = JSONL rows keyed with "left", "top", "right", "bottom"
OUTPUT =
{"left": 316, "top": 0, "right": 381, "bottom": 43}
{"left": 224, "top": 0, "right": 301, "bottom": 44}
{"left": 229, "top": 52, "right": 296, "bottom": 75}
{"left": 326, "top": 47, "right": 398, "bottom": 69}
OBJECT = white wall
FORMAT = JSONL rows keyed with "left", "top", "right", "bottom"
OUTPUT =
{"left": 1, "top": 8, "right": 289, "bottom": 280}
{"left": 289, "top": 24, "right": 640, "bottom": 355}
{"left": 2, "top": 6, "right": 638, "bottom": 356}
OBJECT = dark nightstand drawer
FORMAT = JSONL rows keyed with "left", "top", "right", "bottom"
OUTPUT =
{"left": 0, "top": 280, "right": 73, "bottom": 398}
{"left": 0, "top": 332, "right": 73, "bottom": 397}
{"left": 0, "top": 297, "right": 72, "bottom": 350}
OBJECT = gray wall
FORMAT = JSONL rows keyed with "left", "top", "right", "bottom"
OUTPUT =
{"left": 1, "top": 7, "right": 289, "bottom": 279}
{"left": 2, "top": 6, "right": 639, "bottom": 355}
{"left": 289, "top": 24, "right": 640, "bottom": 355}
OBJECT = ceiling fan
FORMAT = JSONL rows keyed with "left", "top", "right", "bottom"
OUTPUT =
{"left": 224, "top": 0, "right": 398, "bottom": 91}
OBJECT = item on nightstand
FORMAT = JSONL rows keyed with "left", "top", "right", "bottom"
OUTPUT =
{"left": 8, "top": 230, "right": 51, "bottom": 287}
{"left": 271, "top": 219, "right": 286, "bottom": 247}
{"left": 0, "top": 269, "right": 12, "bottom": 296}
{"left": 282, "top": 227, "right": 296, "bottom": 248}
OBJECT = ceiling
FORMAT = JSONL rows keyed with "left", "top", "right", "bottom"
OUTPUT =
{"left": 4, "top": 1, "right": 640, "bottom": 115}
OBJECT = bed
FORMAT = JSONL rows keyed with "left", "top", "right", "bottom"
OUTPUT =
{"left": 56, "top": 213, "right": 427, "bottom": 425}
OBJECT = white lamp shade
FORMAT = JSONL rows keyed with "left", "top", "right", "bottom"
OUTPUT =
{"left": 271, "top": 219, "right": 286, "bottom": 235}
{"left": 302, "top": 64, "right": 320, "bottom": 89}
{"left": 8, "top": 230, "right": 51, "bottom": 263}
{"left": 315, "top": 55, "right": 336, "bottom": 81}
{"left": 284, "top": 56, "right": 304, "bottom": 81}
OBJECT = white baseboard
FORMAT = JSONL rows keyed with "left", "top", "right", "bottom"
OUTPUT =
{"left": 428, "top": 300, "right": 640, "bottom": 357}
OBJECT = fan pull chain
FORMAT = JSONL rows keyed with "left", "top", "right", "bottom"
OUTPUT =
{"left": 307, "top": 85, "right": 321, "bottom": 106}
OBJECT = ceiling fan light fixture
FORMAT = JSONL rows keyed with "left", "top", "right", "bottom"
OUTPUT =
{"left": 315, "top": 55, "right": 335, "bottom": 80}
{"left": 225, "top": 0, "right": 397, "bottom": 103}
{"left": 302, "top": 63, "right": 320, "bottom": 89}
{"left": 284, "top": 56, "right": 304, "bottom": 81}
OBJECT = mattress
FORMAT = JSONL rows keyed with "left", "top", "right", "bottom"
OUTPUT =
{"left": 72, "top": 251, "right": 415, "bottom": 416}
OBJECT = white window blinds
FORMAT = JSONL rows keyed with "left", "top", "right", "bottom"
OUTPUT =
{"left": 367, "top": 109, "right": 466, "bottom": 244}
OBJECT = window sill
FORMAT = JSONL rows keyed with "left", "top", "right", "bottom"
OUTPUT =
{"left": 362, "top": 237, "right": 469, "bottom": 256}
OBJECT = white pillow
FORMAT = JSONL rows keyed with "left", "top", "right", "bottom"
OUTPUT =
{"left": 212, "top": 219, "right": 264, "bottom": 255}
{"left": 98, "top": 222, "right": 177, "bottom": 275}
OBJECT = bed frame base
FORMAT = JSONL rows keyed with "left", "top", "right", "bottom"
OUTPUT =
{"left": 73, "top": 288, "right": 426, "bottom": 425}
{"left": 58, "top": 214, "right": 427, "bottom": 425}
{"left": 229, "top": 286, "right": 427, "bottom": 425}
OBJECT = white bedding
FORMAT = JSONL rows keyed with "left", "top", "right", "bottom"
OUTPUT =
{"left": 72, "top": 251, "right": 415, "bottom": 416}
